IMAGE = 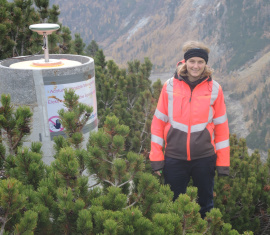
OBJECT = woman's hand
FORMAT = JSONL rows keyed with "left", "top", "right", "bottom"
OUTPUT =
{"left": 154, "top": 170, "right": 162, "bottom": 176}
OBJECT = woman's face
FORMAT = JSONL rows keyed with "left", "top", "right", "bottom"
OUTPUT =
{"left": 186, "top": 57, "right": 206, "bottom": 81}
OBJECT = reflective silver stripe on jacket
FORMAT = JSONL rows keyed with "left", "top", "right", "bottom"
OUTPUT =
{"left": 191, "top": 122, "right": 208, "bottom": 133}
{"left": 216, "top": 139, "right": 230, "bottom": 150}
{"left": 166, "top": 78, "right": 174, "bottom": 125}
{"left": 208, "top": 80, "right": 219, "bottom": 123}
{"left": 213, "top": 113, "right": 227, "bottom": 125}
{"left": 210, "top": 81, "right": 220, "bottom": 105}
{"left": 154, "top": 109, "right": 169, "bottom": 122}
{"left": 151, "top": 134, "right": 164, "bottom": 146}
{"left": 166, "top": 77, "right": 189, "bottom": 132}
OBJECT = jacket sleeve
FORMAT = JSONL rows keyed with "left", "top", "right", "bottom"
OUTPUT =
{"left": 149, "top": 82, "right": 169, "bottom": 171}
{"left": 213, "top": 85, "right": 230, "bottom": 176}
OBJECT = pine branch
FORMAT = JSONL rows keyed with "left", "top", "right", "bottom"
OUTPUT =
{"left": 182, "top": 216, "right": 187, "bottom": 235}
{"left": 7, "top": 132, "right": 14, "bottom": 155}
{"left": 79, "top": 117, "right": 90, "bottom": 132}
{"left": 124, "top": 184, "right": 146, "bottom": 209}
{"left": 0, "top": 152, "right": 5, "bottom": 161}
{"left": 127, "top": 95, "right": 136, "bottom": 109}
{"left": 202, "top": 213, "right": 216, "bottom": 235}
{"left": 114, "top": 178, "right": 119, "bottom": 186}
{"left": 140, "top": 119, "right": 147, "bottom": 139}
{"left": 88, "top": 182, "right": 100, "bottom": 188}
{"left": 138, "top": 116, "right": 149, "bottom": 154}
{"left": 117, "top": 178, "right": 133, "bottom": 188}
{"left": 105, "top": 95, "right": 117, "bottom": 109}
{"left": 100, "top": 100, "right": 106, "bottom": 105}
{"left": 261, "top": 215, "right": 270, "bottom": 235}
{"left": 11, "top": 132, "right": 24, "bottom": 153}
{"left": 101, "top": 158, "right": 113, "bottom": 165}
{"left": 0, "top": 214, "right": 10, "bottom": 235}
{"left": 138, "top": 145, "right": 143, "bottom": 155}
{"left": 0, "top": 170, "right": 5, "bottom": 179}
{"left": 100, "top": 177, "right": 115, "bottom": 186}
{"left": 124, "top": 200, "right": 138, "bottom": 209}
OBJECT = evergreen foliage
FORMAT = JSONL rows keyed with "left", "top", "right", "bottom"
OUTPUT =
{"left": 34, "top": 0, "right": 50, "bottom": 22}
{"left": 54, "top": 88, "right": 93, "bottom": 176}
{"left": 5, "top": 145, "right": 46, "bottom": 189}
{"left": 0, "top": 94, "right": 32, "bottom": 155}
{"left": 59, "top": 26, "right": 73, "bottom": 54}
{"left": 0, "top": 0, "right": 16, "bottom": 59}
{"left": 86, "top": 115, "right": 144, "bottom": 191}
{"left": 1, "top": 0, "right": 40, "bottom": 58}
{"left": 74, "top": 33, "right": 86, "bottom": 55}
{"left": 214, "top": 134, "right": 270, "bottom": 234}
{"left": 57, "top": 88, "right": 93, "bottom": 149}
{"left": 0, "top": 178, "right": 27, "bottom": 234}
{"left": 0, "top": 90, "right": 253, "bottom": 234}
{"left": 85, "top": 40, "right": 99, "bottom": 58}
{"left": 0, "top": 0, "right": 85, "bottom": 59}
{"left": 94, "top": 49, "right": 162, "bottom": 158}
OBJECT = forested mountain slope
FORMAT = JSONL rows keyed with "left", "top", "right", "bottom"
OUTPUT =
{"left": 50, "top": 0, "right": 269, "bottom": 72}
{"left": 224, "top": 51, "right": 270, "bottom": 152}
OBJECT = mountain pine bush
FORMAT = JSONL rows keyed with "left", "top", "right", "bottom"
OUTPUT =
{"left": 0, "top": 89, "right": 254, "bottom": 234}
{"left": 214, "top": 134, "right": 270, "bottom": 234}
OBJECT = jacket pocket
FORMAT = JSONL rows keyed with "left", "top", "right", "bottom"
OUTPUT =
{"left": 164, "top": 122, "right": 171, "bottom": 147}
{"left": 173, "top": 94, "right": 184, "bottom": 121}
{"left": 165, "top": 126, "right": 188, "bottom": 159}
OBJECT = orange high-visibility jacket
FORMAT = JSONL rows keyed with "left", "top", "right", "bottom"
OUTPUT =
{"left": 149, "top": 76, "right": 230, "bottom": 175}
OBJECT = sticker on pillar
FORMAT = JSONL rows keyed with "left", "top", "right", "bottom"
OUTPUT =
{"left": 48, "top": 116, "right": 64, "bottom": 132}
{"left": 44, "top": 77, "right": 98, "bottom": 134}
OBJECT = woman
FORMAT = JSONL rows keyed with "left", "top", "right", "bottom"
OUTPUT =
{"left": 149, "top": 41, "right": 230, "bottom": 218}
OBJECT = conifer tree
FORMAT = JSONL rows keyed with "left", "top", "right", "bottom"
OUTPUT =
{"left": 94, "top": 53, "right": 162, "bottom": 159}
{"left": 8, "top": 0, "right": 40, "bottom": 57}
{"left": 95, "top": 59, "right": 126, "bottom": 125}
{"left": 214, "top": 134, "right": 270, "bottom": 234}
{"left": 0, "top": 0, "right": 15, "bottom": 59}
{"left": 34, "top": 0, "right": 64, "bottom": 55}
{"left": 0, "top": 94, "right": 32, "bottom": 156}
{"left": 0, "top": 178, "right": 38, "bottom": 235}
{"left": 57, "top": 88, "right": 93, "bottom": 149}
{"left": 48, "top": 4, "right": 60, "bottom": 23}
{"left": 5, "top": 143, "right": 46, "bottom": 190}
{"left": 86, "top": 115, "right": 144, "bottom": 191}
{"left": 94, "top": 48, "right": 107, "bottom": 69}
{"left": 59, "top": 26, "right": 73, "bottom": 54}
{"left": 0, "top": 0, "right": 79, "bottom": 59}
{"left": 0, "top": 91, "right": 95, "bottom": 233}
{"left": 54, "top": 88, "right": 93, "bottom": 175}
{"left": 34, "top": 0, "right": 49, "bottom": 22}
{"left": 74, "top": 33, "right": 86, "bottom": 55}
{"left": 85, "top": 39, "right": 99, "bottom": 57}
{"left": 129, "top": 90, "right": 154, "bottom": 154}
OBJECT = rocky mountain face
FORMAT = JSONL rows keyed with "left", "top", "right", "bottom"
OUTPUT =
{"left": 50, "top": 0, "right": 270, "bottom": 153}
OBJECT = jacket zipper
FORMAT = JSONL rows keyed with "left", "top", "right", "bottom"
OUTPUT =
{"left": 181, "top": 77, "right": 210, "bottom": 161}
{"left": 187, "top": 88, "right": 193, "bottom": 161}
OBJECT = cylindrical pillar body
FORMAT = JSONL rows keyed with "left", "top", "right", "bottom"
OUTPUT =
{"left": 0, "top": 54, "right": 98, "bottom": 164}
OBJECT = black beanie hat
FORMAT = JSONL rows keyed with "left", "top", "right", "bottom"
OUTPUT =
{"left": 184, "top": 48, "right": 208, "bottom": 64}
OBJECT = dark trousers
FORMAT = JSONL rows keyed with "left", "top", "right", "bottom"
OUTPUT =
{"left": 163, "top": 155, "right": 216, "bottom": 218}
